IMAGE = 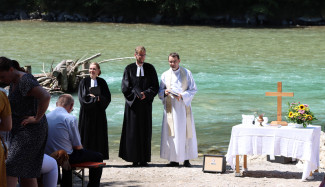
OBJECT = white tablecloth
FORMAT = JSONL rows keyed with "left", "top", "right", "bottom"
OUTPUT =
{"left": 226, "top": 124, "right": 321, "bottom": 180}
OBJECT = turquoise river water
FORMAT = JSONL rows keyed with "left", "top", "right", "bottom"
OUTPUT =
{"left": 1, "top": 21, "right": 324, "bottom": 155}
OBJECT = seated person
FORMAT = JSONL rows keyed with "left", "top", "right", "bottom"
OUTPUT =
{"left": 40, "top": 154, "right": 58, "bottom": 187}
{"left": 0, "top": 90, "right": 12, "bottom": 186}
{"left": 45, "top": 94, "right": 103, "bottom": 187}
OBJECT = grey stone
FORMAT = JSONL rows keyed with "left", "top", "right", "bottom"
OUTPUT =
{"left": 19, "top": 10, "right": 29, "bottom": 20}
{"left": 29, "top": 12, "right": 41, "bottom": 19}
{"left": 97, "top": 16, "right": 113, "bottom": 22}
{"left": 74, "top": 14, "right": 88, "bottom": 22}
{"left": 57, "top": 12, "right": 67, "bottom": 21}
{"left": 117, "top": 16, "right": 123, "bottom": 22}
{"left": 245, "top": 15, "right": 257, "bottom": 25}
{"left": 42, "top": 12, "right": 56, "bottom": 21}
{"left": 4, "top": 14, "right": 16, "bottom": 20}
{"left": 231, "top": 18, "right": 246, "bottom": 25}
{"left": 152, "top": 14, "right": 162, "bottom": 24}
{"left": 63, "top": 14, "right": 74, "bottom": 21}
{"left": 298, "top": 17, "right": 323, "bottom": 22}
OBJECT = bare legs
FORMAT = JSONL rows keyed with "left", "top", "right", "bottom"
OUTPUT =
{"left": 6, "top": 176, "right": 18, "bottom": 187}
{"left": 7, "top": 176, "right": 37, "bottom": 187}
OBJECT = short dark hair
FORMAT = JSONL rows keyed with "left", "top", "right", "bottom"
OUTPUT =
{"left": 169, "top": 52, "right": 180, "bottom": 60}
{"left": 0, "top": 56, "right": 26, "bottom": 72}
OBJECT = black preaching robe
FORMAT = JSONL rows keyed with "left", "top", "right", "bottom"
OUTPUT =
{"left": 119, "top": 62, "right": 159, "bottom": 162}
{"left": 78, "top": 76, "right": 111, "bottom": 159}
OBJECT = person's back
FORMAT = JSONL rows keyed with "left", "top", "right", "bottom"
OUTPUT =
{"left": 45, "top": 94, "right": 103, "bottom": 187}
{"left": 45, "top": 106, "right": 79, "bottom": 155}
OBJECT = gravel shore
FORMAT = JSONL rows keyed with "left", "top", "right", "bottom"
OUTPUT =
{"left": 70, "top": 153, "right": 323, "bottom": 187}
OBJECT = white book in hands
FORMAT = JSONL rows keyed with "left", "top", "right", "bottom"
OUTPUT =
{"left": 168, "top": 90, "right": 179, "bottom": 97}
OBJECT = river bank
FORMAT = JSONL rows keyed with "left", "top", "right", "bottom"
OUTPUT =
{"left": 69, "top": 131, "right": 325, "bottom": 186}
{"left": 1, "top": 10, "right": 325, "bottom": 27}
{"left": 72, "top": 154, "right": 324, "bottom": 187}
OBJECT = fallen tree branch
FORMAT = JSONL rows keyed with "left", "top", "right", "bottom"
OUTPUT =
{"left": 75, "top": 53, "right": 101, "bottom": 67}
{"left": 33, "top": 54, "right": 133, "bottom": 93}
{"left": 98, "top": 57, "right": 134, "bottom": 64}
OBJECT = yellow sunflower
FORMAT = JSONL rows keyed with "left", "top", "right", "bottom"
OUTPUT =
{"left": 288, "top": 112, "right": 293, "bottom": 118}
{"left": 306, "top": 115, "right": 313, "bottom": 121}
{"left": 299, "top": 104, "right": 305, "bottom": 110}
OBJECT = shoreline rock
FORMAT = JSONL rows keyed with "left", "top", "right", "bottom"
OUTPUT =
{"left": 1, "top": 10, "right": 325, "bottom": 27}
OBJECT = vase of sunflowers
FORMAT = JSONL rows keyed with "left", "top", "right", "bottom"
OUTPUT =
{"left": 286, "top": 102, "right": 317, "bottom": 128}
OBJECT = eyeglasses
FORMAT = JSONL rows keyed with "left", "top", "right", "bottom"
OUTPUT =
{"left": 136, "top": 54, "right": 146, "bottom": 57}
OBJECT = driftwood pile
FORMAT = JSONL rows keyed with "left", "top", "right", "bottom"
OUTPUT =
{"left": 33, "top": 53, "right": 134, "bottom": 94}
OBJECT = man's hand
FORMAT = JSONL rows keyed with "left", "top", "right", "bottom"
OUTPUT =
{"left": 165, "top": 89, "right": 170, "bottom": 96}
{"left": 140, "top": 92, "right": 146, "bottom": 100}
{"left": 175, "top": 94, "right": 182, "bottom": 101}
{"left": 165, "top": 89, "right": 182, "bottom": 101}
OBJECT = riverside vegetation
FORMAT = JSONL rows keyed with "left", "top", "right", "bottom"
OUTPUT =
{"left": 0, "top": 0, "right": 325, "bottom": 26}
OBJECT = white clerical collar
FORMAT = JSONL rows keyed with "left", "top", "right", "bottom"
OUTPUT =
{"left": 91, "top": 78, "right": 98, "bottom": 87}
{"left": 172, "top": 66, "right": 181, "bottom": 74}
{"left": 136, "top": 63, "right": 144, "bottom": 77}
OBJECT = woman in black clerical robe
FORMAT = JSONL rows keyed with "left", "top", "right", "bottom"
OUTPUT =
{"left": 78, "top": 62, "right": 111, "bottom": 159}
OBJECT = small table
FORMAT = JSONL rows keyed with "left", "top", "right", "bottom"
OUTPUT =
{"left": 226, "top": 124, "right": 321, "bottom": 180}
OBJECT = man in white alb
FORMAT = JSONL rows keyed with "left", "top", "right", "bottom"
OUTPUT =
{"left": 159, "top": 52, "right": 198, "bottom": 167}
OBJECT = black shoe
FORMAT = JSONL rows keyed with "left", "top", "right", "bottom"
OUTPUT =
{"left": 139, "top": 162, "right": 148, "bottom": 167}
{"left": 166, "top": 162, "right": 179, "bottom": 167}
{"left": 183, "top": 160, "right": 191, "bottom": 167}
{"left": 132, "top": 162, "right": 139, "bottom": 167}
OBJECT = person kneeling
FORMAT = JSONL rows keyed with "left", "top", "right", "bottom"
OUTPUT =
{"left": 45, "top": 94, "right": 103, "bottom": 187}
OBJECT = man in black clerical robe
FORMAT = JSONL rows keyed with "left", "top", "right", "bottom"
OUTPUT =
{"left": 78, "top": 71, "right": 111, "bottom": 160}
{"left": 119, "top": 46, "right": 159, "bottom": 166}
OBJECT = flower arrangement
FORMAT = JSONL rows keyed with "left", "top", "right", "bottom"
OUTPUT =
{"left": 286, "top": 102, "right": 317, "bottom": 128}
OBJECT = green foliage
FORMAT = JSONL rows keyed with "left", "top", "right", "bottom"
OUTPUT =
{"left": 0, "top": 0, "right": 324, "bottom": 22}
{"left": 248, "top": 0, "right": 279, "bottom": 17}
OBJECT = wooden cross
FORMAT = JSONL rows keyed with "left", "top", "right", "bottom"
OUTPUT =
{"left": 265, "top": 82, "right": 294, "bottom": 126}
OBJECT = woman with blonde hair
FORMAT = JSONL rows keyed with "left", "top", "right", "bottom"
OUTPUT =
{"left": 78, "top": 62, "right": 111, "bottom": 159}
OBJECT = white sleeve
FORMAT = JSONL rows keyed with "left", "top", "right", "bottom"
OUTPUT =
{"left": 158, "top": 72, "right": 166, "bottom": 102}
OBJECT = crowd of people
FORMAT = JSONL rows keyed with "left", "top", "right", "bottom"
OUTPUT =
{"left": 0, "top": 46, "right": 198, "bottom": 187}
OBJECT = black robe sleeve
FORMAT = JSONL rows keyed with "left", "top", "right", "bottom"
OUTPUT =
{"left": 121, "top": 65, "right": 137, "bottom": 107}
{"left": 97, "top": 77, "right": 111, "bottom": 110}
{"left": 142, "top": 63, "right": 159, "bottom": 102}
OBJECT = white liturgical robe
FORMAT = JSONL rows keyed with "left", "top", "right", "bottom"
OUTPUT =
{"left": 159, "top": 66, "right": 198, "bottom": 162}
